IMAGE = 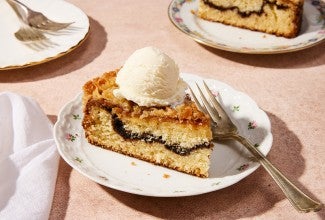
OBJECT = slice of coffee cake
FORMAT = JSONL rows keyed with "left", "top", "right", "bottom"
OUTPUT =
{"left": 197, "top": 0, "right": 304, "bottom": 38}
{"left": 82, "top": 70, "right": 213, "bottom": 177}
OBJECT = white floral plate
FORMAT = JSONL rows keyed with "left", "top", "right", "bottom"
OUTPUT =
{"left": 0, "top": 0, "right": 89, "bottom": 70}
{"left": 168, "top": 0, "right": 325, "bottom": 54}
{"left": 54, "top": 73, "right": 273, "bottom": 197}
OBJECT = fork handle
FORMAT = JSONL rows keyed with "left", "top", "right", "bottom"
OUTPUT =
{"left": 233, "top": 135, "right": 323, "bottom": 213}
{"left": 10, "top": 0, "right": 29, "bottom": 10}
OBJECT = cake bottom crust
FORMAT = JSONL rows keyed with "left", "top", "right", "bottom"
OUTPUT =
{"left": 83, "top": 105, "right": 213, "bottom": 177}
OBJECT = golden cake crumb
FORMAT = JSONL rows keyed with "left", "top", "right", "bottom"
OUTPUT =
{"left": 163, "top": 174, "right": 171, "bottom": 179}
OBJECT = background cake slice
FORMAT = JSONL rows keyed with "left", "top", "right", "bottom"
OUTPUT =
{"left": 197, "top": 0, "right": 304, "bottom": 38}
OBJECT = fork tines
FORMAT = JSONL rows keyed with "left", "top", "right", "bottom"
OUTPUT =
{"left": 29, "top": 18, "right": 74, "bottom": 31}
{"left": 189, "top": 81, "right": 229, "bottom": 123}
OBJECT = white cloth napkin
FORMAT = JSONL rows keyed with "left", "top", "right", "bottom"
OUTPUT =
{"left": 0, "top": 92, "right": 59, "bottom": 220}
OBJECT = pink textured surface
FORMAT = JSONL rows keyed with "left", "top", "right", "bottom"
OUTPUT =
{"left": 1, "top": 0, "right": 324, "bottom": 219}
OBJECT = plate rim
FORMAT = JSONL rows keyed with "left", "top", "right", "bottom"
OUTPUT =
{"left": 54, "top": 72, "right": 273, "bottom": 197}
{"left": 168, "top": 0, "right": 325, "bottom": 54}
{"left": 0, "top": 0, "right": 90, "bottom": 70}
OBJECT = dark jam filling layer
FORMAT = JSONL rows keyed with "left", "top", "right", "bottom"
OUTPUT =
{"left": 203, "top": 0, "right": 288, "bottom": 18}
{"left": 111, "top": 114, "right": 211, "bottom": 156}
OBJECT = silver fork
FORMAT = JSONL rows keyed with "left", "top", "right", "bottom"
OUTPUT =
{"left": 14, "top": 24, "right": 47, "bottom": 42}
{"left": 8, "top": 0, "right": 73, "bottom": 31}
{"left": 189, "top": 81, "right": 323, "bottom": 213}
{"left": 7, "top": 0, "right": 47, "bottom": 43}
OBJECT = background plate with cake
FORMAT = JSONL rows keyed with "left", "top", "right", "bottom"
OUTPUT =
{"left": 168, "top": 0, "right": 325, "bottom": 54}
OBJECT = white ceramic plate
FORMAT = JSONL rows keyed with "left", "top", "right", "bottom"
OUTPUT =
{"left": 54, "top": 73, "right": 273, "bottom": 197}
{"left": 168, "top": 0, "right": 325, "bottom": 54}
{"left": 0, "top": 0, "right": 89, "bottom": 70}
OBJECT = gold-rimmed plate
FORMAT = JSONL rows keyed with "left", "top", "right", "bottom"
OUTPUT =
{"left": 168, "top": 0, "right": 325, "bottom": 54}
{"left": 0, "top": 0, "right": 89, "bottom": 70}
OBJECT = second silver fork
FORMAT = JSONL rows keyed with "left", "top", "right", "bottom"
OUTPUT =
{"left": 8, "top": 0, "right": 73, "bottom": 31}
{"left": 6, "top": 0, "right": 59, "bottom": 49}
{"left": 190, "top": 81, "right": 323, "bottom": 213}
{"left": 7, "top": 0, "right": 46, "bottom": 42}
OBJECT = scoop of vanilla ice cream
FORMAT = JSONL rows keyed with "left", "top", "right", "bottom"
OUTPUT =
{"left": 113, "top": 47, "right": 187, "bottom": 106}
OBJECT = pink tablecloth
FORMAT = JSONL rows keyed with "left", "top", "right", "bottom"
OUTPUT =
{"left": 0, "top": 0, "right": 324, "bottom": 219}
